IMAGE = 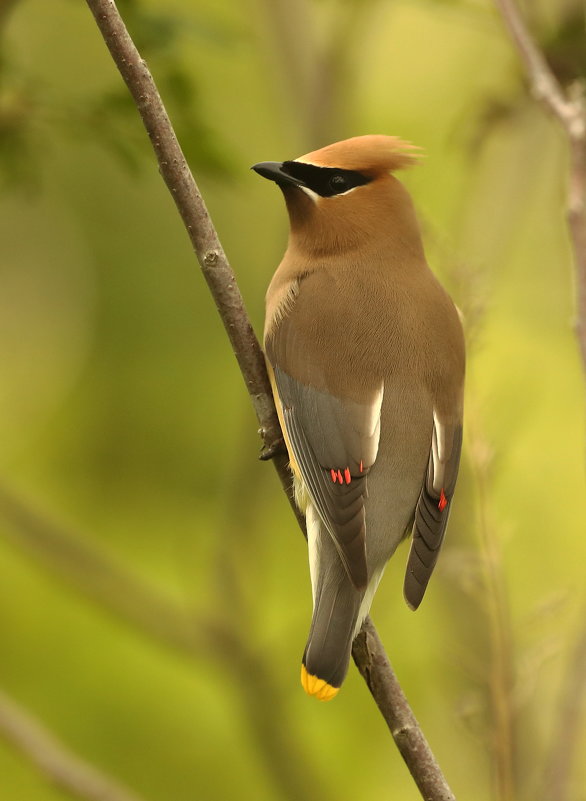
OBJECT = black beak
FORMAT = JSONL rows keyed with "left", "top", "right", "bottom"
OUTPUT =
{"left": 251, "top": 161, "right": 306, "bottom": 189}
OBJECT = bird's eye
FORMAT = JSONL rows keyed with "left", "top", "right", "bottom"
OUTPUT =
{"left": 329, "top": 174, "right": 348, "bottom": 192}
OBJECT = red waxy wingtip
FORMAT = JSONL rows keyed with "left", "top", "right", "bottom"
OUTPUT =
{"left": 344, "top": 467, "right": 351, "bottom": 484}
{"left": 359, "top": 460, "right": 363, "bottom": 473}
{"left": 337, "top": 469, "right": 343, "bottom": 484}
{"left": 438, "top": 489, "right": 448, "bottom": 512}
{"left": 331, "top": 469, "right": 337, "bottom": 483}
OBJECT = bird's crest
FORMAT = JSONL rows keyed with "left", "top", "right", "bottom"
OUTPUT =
{"left": 296, "top": 135, "right": 420, "bottom": 175}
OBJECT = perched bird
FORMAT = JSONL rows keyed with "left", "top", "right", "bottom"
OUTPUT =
{"left": 252, "top": 136, "right": 465, "bottom": 701}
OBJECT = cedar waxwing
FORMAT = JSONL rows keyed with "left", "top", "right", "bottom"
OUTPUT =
{"left": 252, "top": 135, "right": 465, "bottom": 701}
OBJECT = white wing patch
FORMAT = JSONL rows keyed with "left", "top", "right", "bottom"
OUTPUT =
{"left": 306, "top": 503, "right": 321, "bottom": 601}
{"left": 368, "top": 383, "right": 384, "bottom": 436}
{"left": 360, "top": 382, "right": 384, "bottom": 467}
{"left": 431, "top": 409, "right": 451, "bottom": 494}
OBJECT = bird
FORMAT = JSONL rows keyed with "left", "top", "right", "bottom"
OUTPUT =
{"left": 252, "top": 135, "right": 465, "bottom": 701}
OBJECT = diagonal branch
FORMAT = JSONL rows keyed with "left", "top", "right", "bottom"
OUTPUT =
{"left": 84, "top": 1, "right": 456, "bottom": 799}
{"left": 467, "top": 415, "right": 516, "bottom": 801}
{"left": 494, "top": 0, "right": 586, "bottom": 374}
{"left": 0, "top": 689, "right": 148, "bottom": 801}
{"left": 86, "top": 0, "right": 300, "bottom": 530}
{"left": 353, "top": 620, "right": 456, "bottom": 801}
{"left": 494, "top": 0, "right": 580, "bottom": 132}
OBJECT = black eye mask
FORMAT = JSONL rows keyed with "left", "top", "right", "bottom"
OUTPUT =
{"left": 280, "top": 161, "right": 372, "bottom": 197}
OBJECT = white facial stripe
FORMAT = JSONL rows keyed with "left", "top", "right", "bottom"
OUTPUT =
{"left": 329, "top": 185, "right": 363, "bottom": 198}
{"left": 305, "top": 184, "right": 367, "bottom": 204}
{"left": 298, "top": 185, "right": 320, "bottom": 202}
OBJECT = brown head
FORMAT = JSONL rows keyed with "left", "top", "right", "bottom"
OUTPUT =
{"left": 252, "top": 135, "right": 423, "bottom": 258}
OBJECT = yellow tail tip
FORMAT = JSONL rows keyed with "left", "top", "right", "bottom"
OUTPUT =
{"left": 300, "top": 664, "right": 340, "bottom": 702}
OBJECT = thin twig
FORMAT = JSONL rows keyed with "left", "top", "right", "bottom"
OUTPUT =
{"left": 0, "top": 474, "right": 444, "bottom": 801}
{"left": 0, "top": 482, "right": 331, "bottom": 801}
{"left": 494, "top": 2, "right": 586, "bottom": 797}
{"left": 494, "top": 0, "right": 586, "bottom": 374}
{"left": 0, "top": 689, "right": 147, "bottom": 801}
{"left": 0, "top": 483, "right": 204, "bottom": 653}
{"left": 467, "top": 417, "right": 517, "bottom": 801}
{"left": 544, "top": 615, "right": 586, "bottom": 801}
{"left": 84, "top": 1, "right": 457, "bottom": 798}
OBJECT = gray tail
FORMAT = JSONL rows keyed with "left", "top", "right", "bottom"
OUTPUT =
{"left": 301, "top": 566, "right": 362, "bottom": 700}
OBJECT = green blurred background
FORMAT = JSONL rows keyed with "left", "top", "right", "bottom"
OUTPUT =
{"left": 1, "top": 0, "right": 585, "bottom": 799}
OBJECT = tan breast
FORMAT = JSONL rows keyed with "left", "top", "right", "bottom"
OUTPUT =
{"left": 264, "top": 274, "right": 301, "bottom": 343}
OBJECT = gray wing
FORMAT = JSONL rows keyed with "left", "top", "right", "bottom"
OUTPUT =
{"left": 404, "top": 415, "right": 463, "bottom": 610}
{"left": 273, "top": 366, "right": 383, "bottom": 590}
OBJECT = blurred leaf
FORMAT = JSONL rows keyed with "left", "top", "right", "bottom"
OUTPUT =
{"left": 158, "top": 68, "right": 234, "bottom": 176}
{"left": 75, "top": 87, "right": 147, "bottom": 174}
{"left": 0, "top": 57, "right": 41, "bottom": 192}
{"left": 0, "top": 0, "right": 235, "bottom": 192}
{"left": 117, "top": 0, "right": 186, "bottom": 55}
{"left": 115, "top": 0, "right": 244, "bottom": 50}
{"left": 542, "top": 6, "right": 586, "bottom": 85}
